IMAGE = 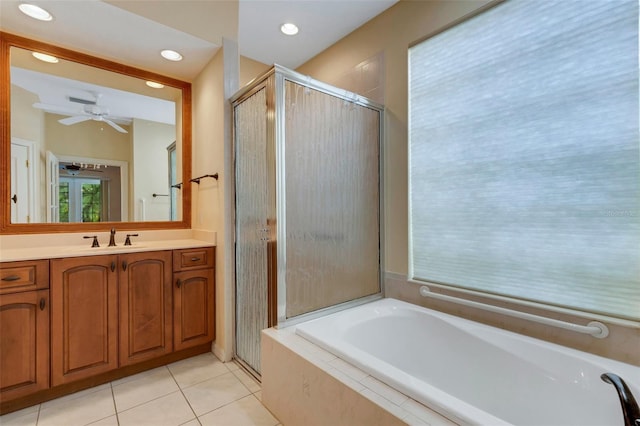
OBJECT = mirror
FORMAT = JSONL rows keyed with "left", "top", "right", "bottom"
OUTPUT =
{"left": 1, "top": 32, "right": 192, "bottom": 233}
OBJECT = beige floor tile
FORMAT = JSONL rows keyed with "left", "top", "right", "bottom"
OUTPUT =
{"left": 111, "top": 366, "right": 166, "bottom": 387}
{"left": 118, "top": 391, "right": 195, "bottom": 426}
{"left": 182, "top": 372, "right": 251, "bottom": 416}
{"left": 40, "top": 383, "right": 111, "bottom": 411}
{"left": 37, "top": 387, "right": 115, "bottom": 426}
{"left": 198, "top": 395, "right": 278, "bottom": 426}
{"left": 112, "top": 366, "right": 179, "bottom": 412}
{"left": 225, "top": 360, "right": 240, "bottom": 372}
{"left": 0, "top": 405, "right": 39, "bottom": 426}
{"left": 87, "top": 415, "right": 120, "bottom": 425}
{"left": 231, "top": 368, "right": 261, "bottom": 393}
{"left": 179, "top": 419, "right": 201, "bottom": 426}
{"left": 168, "top": 353, "right": 229, "bottom": 389}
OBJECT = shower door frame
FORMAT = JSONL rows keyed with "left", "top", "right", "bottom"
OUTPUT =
{"left": 231, "top": 65, "right": 385, "bottom": 376}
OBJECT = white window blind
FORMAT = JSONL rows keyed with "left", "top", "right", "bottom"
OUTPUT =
{"left": 408, "top": 0, "right": 639, "bottom": 321}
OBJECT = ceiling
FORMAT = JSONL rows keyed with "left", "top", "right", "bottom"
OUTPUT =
{"left": 0, "top": 0, "right": 398, "bottom": 81}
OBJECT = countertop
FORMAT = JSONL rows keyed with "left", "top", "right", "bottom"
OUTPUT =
{"left": 0, "top": 239, "right": 215, "bottom": 262}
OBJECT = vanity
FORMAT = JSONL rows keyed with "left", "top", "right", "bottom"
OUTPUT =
{"left": 0, "top": 32, "right": 216, "bottom": 414}
{"left": 0, "top": 241, "right": 215, "bottom": 414}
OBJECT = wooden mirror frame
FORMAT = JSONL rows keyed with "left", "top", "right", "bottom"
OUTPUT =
{"left": 0, "top": 32, "right": 192, "bottom": 234}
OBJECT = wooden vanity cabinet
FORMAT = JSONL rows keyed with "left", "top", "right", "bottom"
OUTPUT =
{"left": 118, "top": 251, "right": 173, "bottom": 366}
{"left": 173, "top": 247, "right": 215, "bottom": 351}
{"left": 51, "top": 255, "right": 119, "bottom": 386}
{"left": 0, "top": 260, "right": 50, "bottom": 401}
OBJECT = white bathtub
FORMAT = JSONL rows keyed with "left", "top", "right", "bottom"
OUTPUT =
{"left": 295, "top": 298, "right": 640, "bottom": 426}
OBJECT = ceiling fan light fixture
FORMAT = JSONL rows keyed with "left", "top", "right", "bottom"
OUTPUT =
{"left": 161, "top": 49, "right": 183, "bottom": 62}
{"left": 146, "top": 81, "right": 165, "bottom": 89}
{"left": 18, "top": 3, "right": 53, "bottom": 21}
{"left": 32, "top": 52, "right": 59, "bottom": 63}
{"left": 280, "top": 23, "right": 299, "bottom": 36}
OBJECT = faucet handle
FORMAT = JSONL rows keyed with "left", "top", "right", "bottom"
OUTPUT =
{"left": 83, "top": 235, "right": 100, "bottom": 247}
{"left": 124, "top": 234, "right": 139, "bottom": 246}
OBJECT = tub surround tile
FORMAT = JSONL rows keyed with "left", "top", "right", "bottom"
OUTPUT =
{"left": 181, "top": 372, "right": 251, "bottom": 416}
{"left": 198, "top": 395, "right": 278, "bottom": 426}
{"left": 263, "top": 327, "right": 460, "bottom": 426}
{"left": 361, "top": 376, "right": 409, "bottom": 406}
{"left": 262, "top": 329, "right": 406, "bottom": 426}
{"left": 401, "top": 398, "right": 457, "bottom": 426}
{"left": 37, "top": 387, "right": 115, "bottom": 426}
{"left": 329, "top": 358, "right": 370, "bottom": 382}
{"left": 112, "top": 367, "right": 180, "bottom": 412}
{"left": 117, "top": 391, "right": 195, "bottom": 426}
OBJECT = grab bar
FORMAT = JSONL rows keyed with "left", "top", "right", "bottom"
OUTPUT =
{"left": 418, "top": 285, "right": 609, "bottom": 338}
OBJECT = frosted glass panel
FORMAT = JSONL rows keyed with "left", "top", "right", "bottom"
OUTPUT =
{"left": 409, "top": 1, "right": 639, "bottom": 320}
{"left": 285, "top": 81, "right": 380, "bottom": 318}
{"left": 235, "top": 88, "right": 269, "bottom": 373}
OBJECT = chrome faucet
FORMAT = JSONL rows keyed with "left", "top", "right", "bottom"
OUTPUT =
{"left": 601, "top": 373, "right": 640, "bottom": 426}
{"left": 108, "top": 228, "right": 117, "bottom": 247}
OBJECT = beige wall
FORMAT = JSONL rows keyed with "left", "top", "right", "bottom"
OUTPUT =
{"left": 132, "top": 118, "right": 175, "bottom": 221}
{"left": 296, "top": 0, "right": 639, "bottom": 364}
{"left": 192, "top": 46, "right": 268, "bottom": 358}
{"left": 297, "top": 0, "right": 492, "bottom": 274}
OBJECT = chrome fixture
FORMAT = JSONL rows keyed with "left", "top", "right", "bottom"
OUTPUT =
{"left": 601, "top": 373, "right": 640, "bottom": 426}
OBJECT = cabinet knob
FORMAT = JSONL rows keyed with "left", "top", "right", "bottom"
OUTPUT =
{"left": 111, "top": 261, "right": 116, "bottom": 272}
{"left": 122, "top": 261, "right": 128, "bottom": 271}
{"left": 176, "top": 279, "right": 182, "bottom": 288}
{"left": 191, "top": 257, "right": 201, "bottom": 262}
{"left": 39, "top": 298, "right": 45, "bottom": 311}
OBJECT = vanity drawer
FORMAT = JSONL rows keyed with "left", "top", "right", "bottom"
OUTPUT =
{"left": 0, "top": 260, "right": 49, "bottom": 294}
{"left": 173, "top": 247, "right": 214, "bottom": 271}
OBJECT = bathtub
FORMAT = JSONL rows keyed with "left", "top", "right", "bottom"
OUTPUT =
{"left": 295, "top": 298, "right": 640, "bottom": 426}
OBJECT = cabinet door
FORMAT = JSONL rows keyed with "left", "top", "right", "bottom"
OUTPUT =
{"left": 119, "top": 251, "right": 173, "bottom": 366}
{"left": 0, "top": 290, "right": 49, "bottom": 400}
{"left": 51, "top": 256, "right": 118, "bottom": 386}
{"left": 173, "top": 269, "right": 215, "bottom": 351}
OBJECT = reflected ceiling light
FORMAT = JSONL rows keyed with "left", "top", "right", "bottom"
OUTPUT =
{"left": 146, "top": 81, "right": 165, "bottom": 89}
{"left": 280, "top": 23, "right": 299, "bottom": 36}
{"left": 161, "top": 49, "right": 183, "bottom": 61}
{"left": 18, "top": 3, "right": 53, "bottom": 21}
{"left": 32, "top": 52, "right": 59, "bottom": 63}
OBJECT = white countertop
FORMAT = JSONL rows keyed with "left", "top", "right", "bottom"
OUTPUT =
{"left": 0, "top": 229, "right": 216, "bottom": 262}
{"left": 0, "top": 238, "right": 215, "bottom": 263}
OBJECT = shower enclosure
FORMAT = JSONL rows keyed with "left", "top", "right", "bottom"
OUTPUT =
{"left": 232, "top": 65, "right": 383, "bottom": 376}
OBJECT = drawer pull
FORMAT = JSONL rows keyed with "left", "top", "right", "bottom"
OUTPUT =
{"left": 190, "top": 257, "right": 201, "bottom": 262}
{"left": 1, "top": 275, "right": 21, "bottom": 282}
{"left": 176, "top": 279, "right": 182, "bottom": 288}
{"left": 39, "top": 298, "right": 45, "bottom": 311}
{"left": 111, "top": 261, "right": 116, "bottom": 272}
{"left": 122, "top": 261, "right": 128, "bottom": 271}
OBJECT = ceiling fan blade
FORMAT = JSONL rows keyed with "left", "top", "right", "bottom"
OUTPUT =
{"left": 33, "top": 102, "right": 82, "bottom": 116}
{"left": 104, "top": 119, "right": 128, "bottom": 133}
{"left": 59, "top": 115, "right": 92, "bottom": 125}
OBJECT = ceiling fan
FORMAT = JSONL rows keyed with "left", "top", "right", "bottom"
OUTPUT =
{"left": 34, "top": 93, "right": 129, "bottom": 134}
{"left": 60, "top": 163, "right": 105, "bottom": 176}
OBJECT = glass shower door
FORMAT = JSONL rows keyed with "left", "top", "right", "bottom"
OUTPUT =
{"left": 234, "top": 87, "right": 270, "bottom": 375}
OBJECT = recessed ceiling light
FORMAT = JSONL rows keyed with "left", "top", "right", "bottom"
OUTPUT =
{"left": 32, "top": 52, "right": 58, "bottom": 63}
{"left": 280, "top": 23, "right": 299, "bottom": 36}
{"left": 161, "top": 49, "right": 183, "bottom": 62}
{"left": 146, "top": 81, "right": 165, "bottom": 89}
{"left": 18, "top": 3, "right": 53, "bottom": 21}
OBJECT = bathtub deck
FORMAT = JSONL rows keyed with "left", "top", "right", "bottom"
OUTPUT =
{"left": 261, "top": 327, "right": 457, "bottom": 426}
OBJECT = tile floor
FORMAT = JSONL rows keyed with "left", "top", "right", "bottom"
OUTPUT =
{"left": 1, "top": 353, "right": 281, "bottom": 426}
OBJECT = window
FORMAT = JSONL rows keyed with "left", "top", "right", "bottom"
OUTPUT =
{"left": 409, "top": 0, "right": 639, "bottom": 321}
{"left": 59, "top": 177, "right": 104, "bottom": 223}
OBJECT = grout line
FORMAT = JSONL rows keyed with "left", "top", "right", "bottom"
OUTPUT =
{"left": 35, "top": 403, "right": 41, "bottom": 426}
{"left": 109, "top": 382, "right": 120, "bottom": 425}
{"left": 167, "top": 363, "right": 200, "bottom": 424}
